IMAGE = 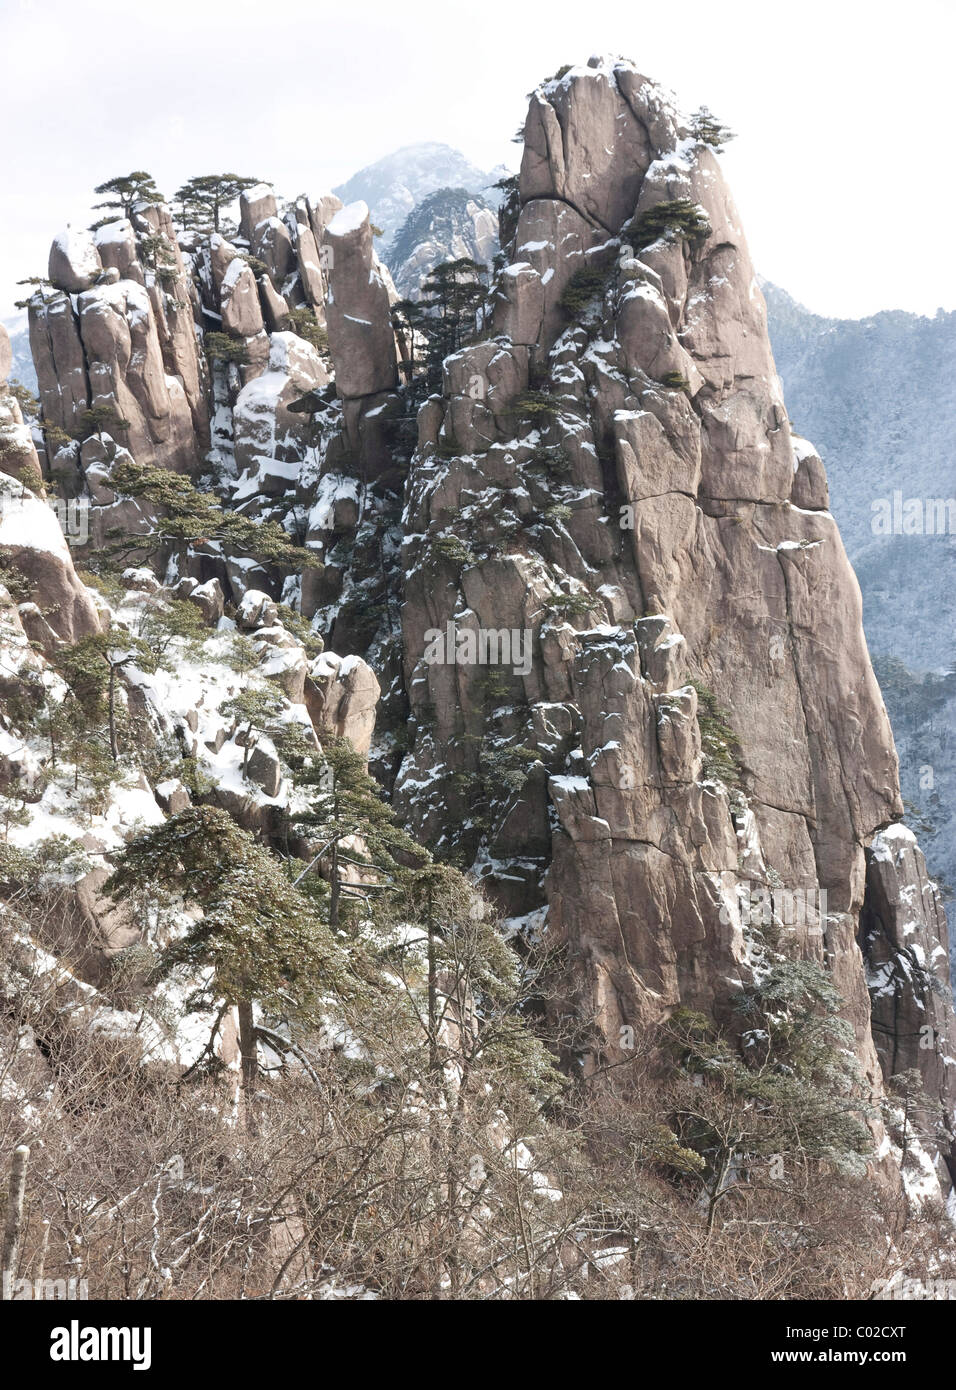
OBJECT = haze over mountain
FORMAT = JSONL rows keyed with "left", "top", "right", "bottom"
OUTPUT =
{"left": 332, "top": 142, "right": 506, "bottom": 249}
{"left": 762, "top": 280, "right": 956, "bottom": 901}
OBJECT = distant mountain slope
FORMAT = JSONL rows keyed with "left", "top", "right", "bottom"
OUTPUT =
{"left": 765, "top": 282, "right": 956, "bottom": 897}
{"left": 1, "top": 311, "right": 37, "bottom": 393}
{"left": 386, "top": 186, "right": 499, "bottom": 299}
{"left": 333, "top": 142, "right": 505, "bottom": 249}
{"left": 763, "top": 280, "right": 956, "bottom": 673}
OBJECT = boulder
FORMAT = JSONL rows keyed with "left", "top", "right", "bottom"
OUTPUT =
{"left": 0, "top": 482, "right": 102, "bottom": 642}
{"left": 239, "top": 184, "right": 278, "bottom": 242}
{"left": 94, "top": 220, "right": 143, "bottom": 284}
{"left": 48, "top": 227, "right": 102, "bottom": 292}
{"left": 236, "top": 588, "right": 278, "bottom": 631}
{"left": 220, "top": 259, "right": 265, "bottom": 338}
{"left": 187, "top": 577, "right": 225, "bottom": 625}
{"left": 305, "top": 652, "right": 380, "bottom": 756}
{"left": 247, "top": 740, "right": 282, "bottom": 797}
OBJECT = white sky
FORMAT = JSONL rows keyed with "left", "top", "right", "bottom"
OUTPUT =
{"left": 1, "top": 0, "right": 953, "bottom": 320}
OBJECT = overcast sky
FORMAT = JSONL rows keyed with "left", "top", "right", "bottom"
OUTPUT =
{"left": 1, "top": 0, "right": 953, "bottom": 321}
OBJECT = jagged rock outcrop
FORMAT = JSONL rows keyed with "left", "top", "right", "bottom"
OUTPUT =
{"left": 28, "top": 291, "right": 90, "bottom": 437}
{"left": 232, "top": 332, "right": 329, "bottom": 489}
{"left": 10, "top": 59, "right": 955, "bottom": 1213}
{"left": 861, "top": 825, "right": 956, "bottom": 1185}
{"left": 305, "top": 652, "right": 380, "bottom": 757}
{"left": 33, "top": 204, "right": 210, "bottom": 479}
{"left": 1, "top": 342, "right": 102, "bottom": 642}
{"left": 323, "top": 201, "right": 398, "bottom": 400}
{"left": 388, "top": 56, "right": 954, "bottom": 1188}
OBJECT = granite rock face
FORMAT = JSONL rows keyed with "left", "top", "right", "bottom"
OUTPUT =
{"left": 861, "top": 825, "right": 956, "bottom": 1183}
{"left": 1, "top": 335, "right": 102, "bottom": 641}
{"left": 12, "top": 58, "right": 955, "bottom": 1208}
{"left": 387, "top": 56, "right": 954, "bottom": 1190}
{"left": 323, "top": 201, "right": 398, "bottom": 400}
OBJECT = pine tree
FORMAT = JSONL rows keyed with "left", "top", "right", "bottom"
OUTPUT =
{"left": 218, "top": 686, "right": 287, "bottom": 777}
{"left": 883, "top": 1068, "right": 944, "bottom": 1166}
{"left": 106, "top": 806, "right": 347, "bottom": 1094}
{"left": 689, "top": 106, "right": 736, "bottom": 152}
{"left": 408, "top": 258, "right": 488, "bottom": 386}
{"left": 55, "top": 631, "right": 157, "bottom": 762}
{"left": 288, "top": 736, "right": 424, "bottom": 930}
{"left": 75, "top": 404, "right": 132, "bottom": 444}
{"left": 203, "top": 331, "right": 250, "bottom": 365}
{"left": 624, "top": 199, "right": 711, "bottom": 254}
{"left": 172, "top": 174, "right": 261, "bottom": 233}
{"left": 92, "top": 171, "right": 164, "bottom": 221}
{"left": 98, "top": 455, "right": 318, "bottom": 572}
{"left": 662, "top": 959, "right": 875, "bottom": 1233}
{"left": 13, "top": 277, "right": 55, "bottom": 310}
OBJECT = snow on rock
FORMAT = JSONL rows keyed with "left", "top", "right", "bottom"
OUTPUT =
{"left": 48, "top": 226, "right": 102, "bottom": 293}
{"left": 305, "top": 651, "right": 380, "bottom": 757}
{"left": 232, "top": 331, "right": 328, "bottom": 484}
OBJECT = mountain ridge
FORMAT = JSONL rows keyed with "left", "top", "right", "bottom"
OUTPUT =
{"left": 1, "top": 60, "right": 954, "bottom": 1299}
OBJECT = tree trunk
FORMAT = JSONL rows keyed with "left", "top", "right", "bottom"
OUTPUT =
{"left": 1, "top": 1145, "right": 29, "bottom": 1299}
{"left": 108, "top": 664, "right": 118, "bottom": 761}
{"left": 427, "top": 884, "right": 439, "bottom": 1077}
{"left": 238, "top": 999, "right": 257, "bottom": 1096}
{"left": 329, "top": 838, "right": 340, "bottom": 930}
{"left": 705, "top": 1151, "right": 731, "bottom": 1235}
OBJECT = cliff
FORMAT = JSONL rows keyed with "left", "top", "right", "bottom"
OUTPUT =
{"left": 1, "top": 55, "right": 954, "bottom": 1297}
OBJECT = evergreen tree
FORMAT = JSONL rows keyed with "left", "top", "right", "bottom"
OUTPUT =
{"left": 689, "top": 106, "right": 736, "bottom": 152}
{"left": 13, "top": 277, "right": 55, "bottom": 310}
{"left": 218, "top": 686, "right": 287, "bottom": 778}
{"left": 288, "top": 736, "right": 424, "bottom": 930}
{"left": 624, "top": 199, "right": 711, "bottom": 254}
{"left": 55, "top": 630, "right": 157, "bottom": 762}
{"left": 134, "top": 595, "right": 207, "bottom": 662}
{"left": 99, "top": 455, "right": 318, "bottom": 572}
{"left": 402, "top": 258, "right": 488, "bottom": 386}
{"left": 173, "top": 174, "right": 261, "bottom": 233}
{"left": 662, "top": 959, "right": 875, "bottom": 1233}
{"left": 106, "top": 806, "right": 347, "bottom": 1094}
{"left": 92, "top": 171, "right": 163, "bottom": 221}
{"left": 75, "top": 404, "right": 132, "bottom": 443}
{"left": 883, "top": 1069, "right": 945, "bottom": 1166}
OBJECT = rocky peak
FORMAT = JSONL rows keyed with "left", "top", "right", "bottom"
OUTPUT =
{"left": 332, "top": 141, "right": 504, "bottom": 247}
{"left": 3, "top": 55, "right": 955, "bottom": 1270}
{"left": 387, "top": 57, "right": 954, "bottom": 1193}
